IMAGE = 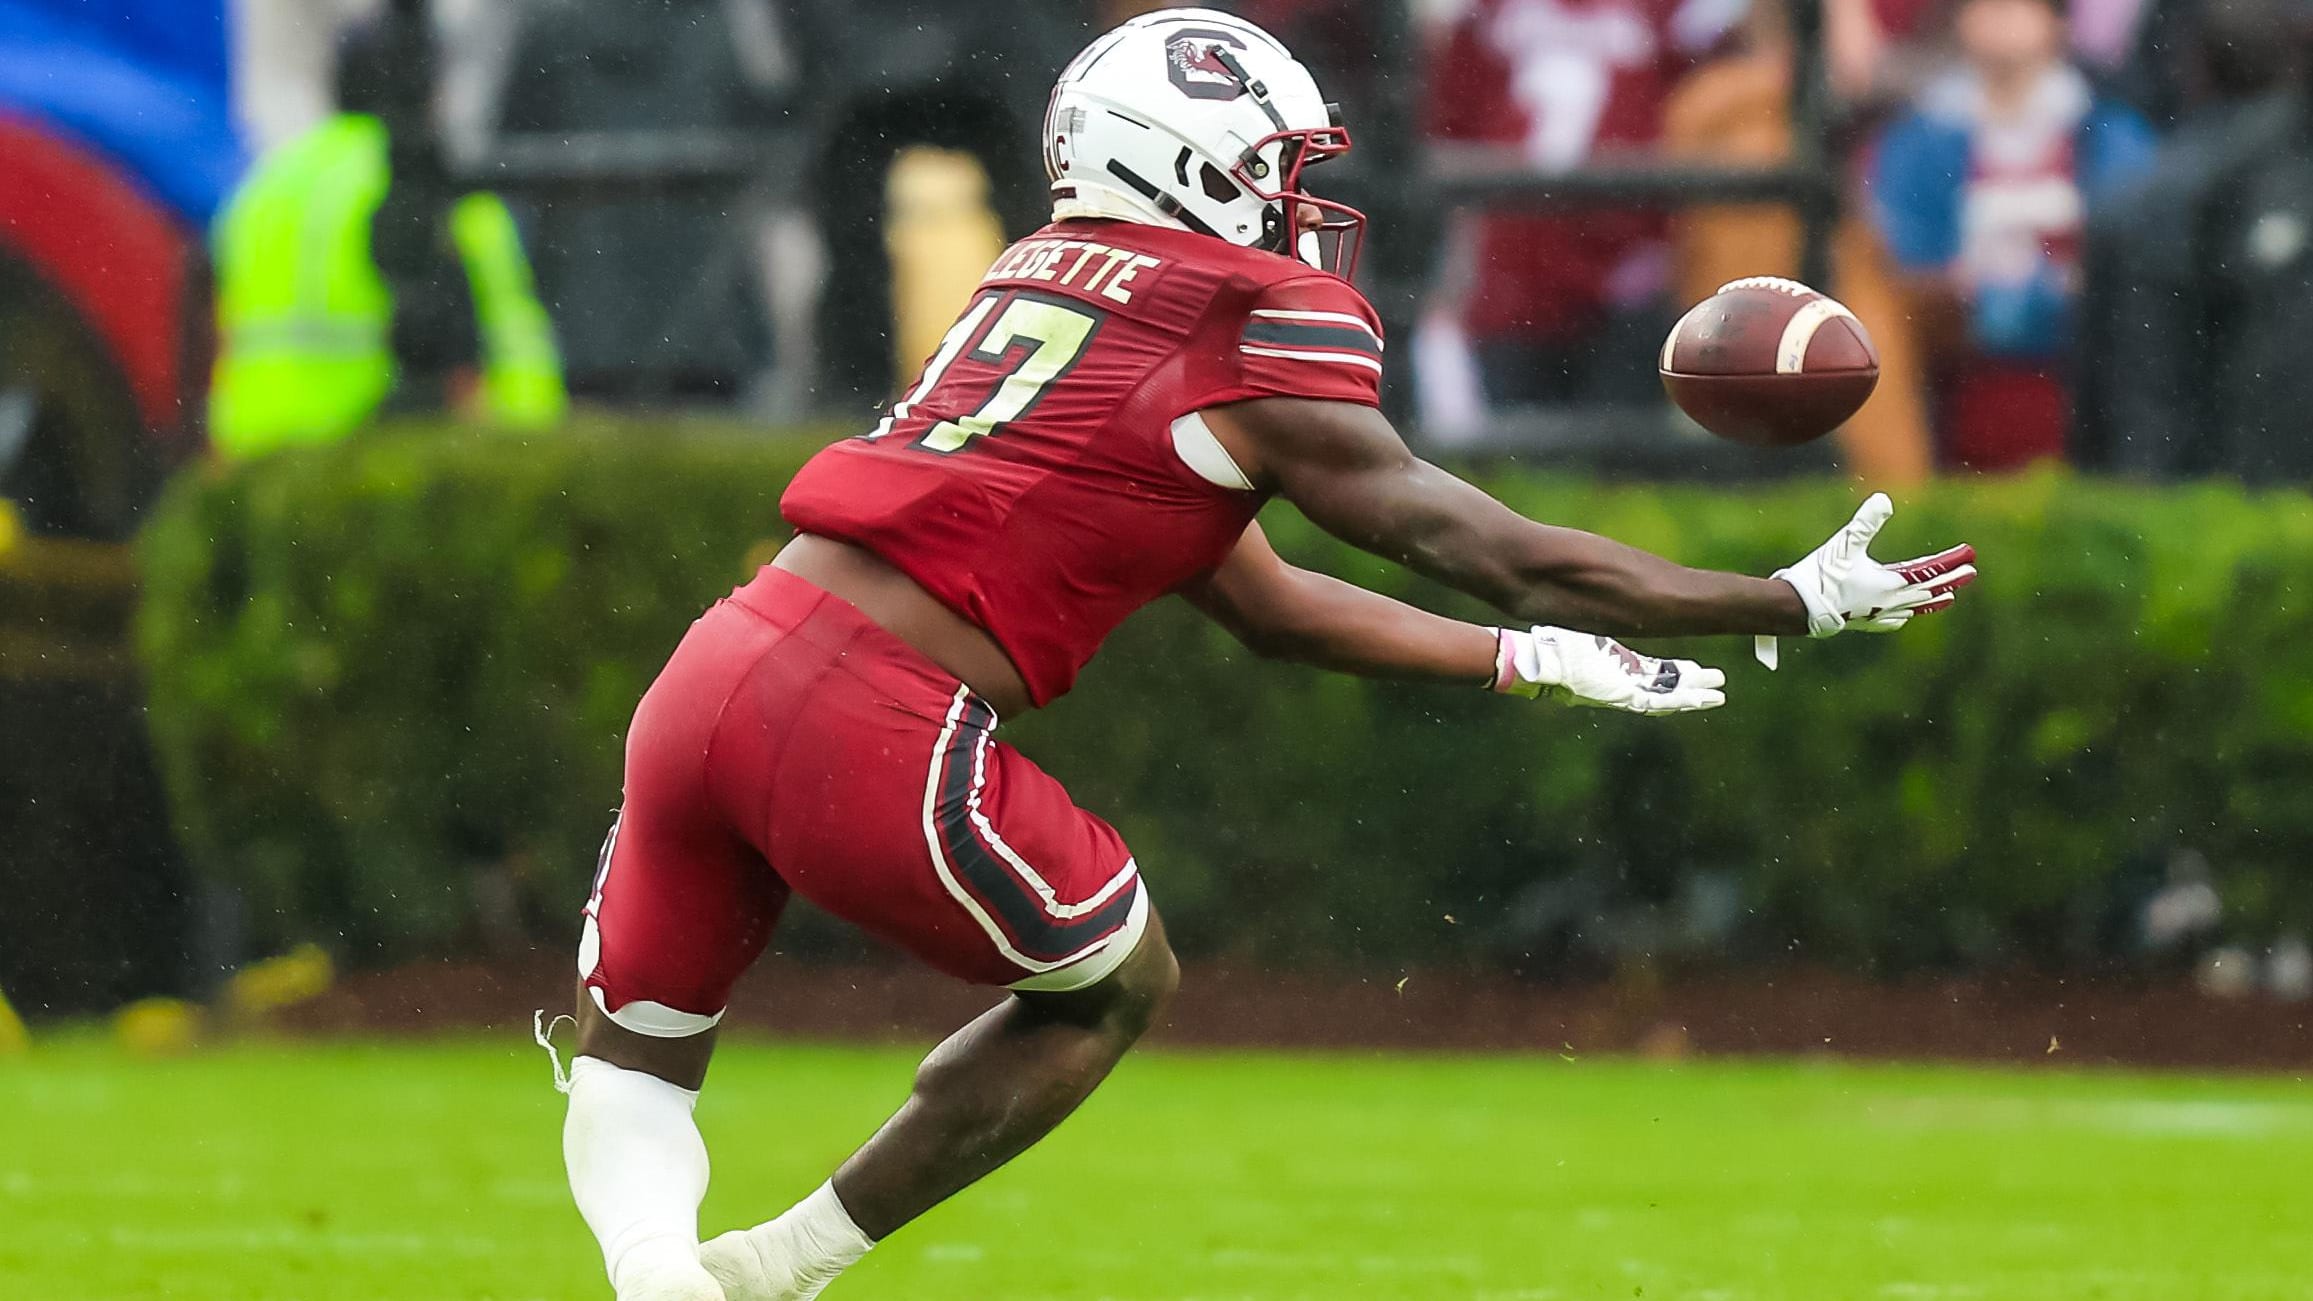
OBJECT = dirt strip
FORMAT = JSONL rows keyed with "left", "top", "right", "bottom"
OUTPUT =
{"left": 272, "top": 954, "right": 2313, "bottom": 1070}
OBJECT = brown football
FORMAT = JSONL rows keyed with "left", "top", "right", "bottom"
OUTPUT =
{"left": 1658, "top": 277, "right": 1879, "bottom": 447}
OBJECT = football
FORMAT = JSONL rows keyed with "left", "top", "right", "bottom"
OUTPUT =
{"left": 1658, "top": 277, "right": 1879, "bottom": 447}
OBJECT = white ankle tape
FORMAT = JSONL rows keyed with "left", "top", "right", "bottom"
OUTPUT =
{"left": 562, "top": 1055, "right": 709, "bottom": 1287}
{"left": 800, "top": 1181, "right": 877, "bottom": 1253}
{"left": 771, "top": 1179, "right": 876, "bottom": 1292}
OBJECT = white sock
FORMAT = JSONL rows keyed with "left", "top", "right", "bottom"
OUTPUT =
{"left": 563, "top": 1055, "right": 712, "bottom": 1293}
{"left": 706, "top": 1181, "right": 875, "bottom": 1297}
{"left": 774, "top": 1181, "right": 877, "bottom": 1280}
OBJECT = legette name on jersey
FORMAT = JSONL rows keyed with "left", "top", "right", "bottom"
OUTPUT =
{"left": 984, "top": 238, "right": 1166, "bottom": 304}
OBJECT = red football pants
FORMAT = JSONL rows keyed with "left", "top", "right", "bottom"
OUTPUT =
{"left": 579, "top": 567, "right": 1147, "bottom": 1036}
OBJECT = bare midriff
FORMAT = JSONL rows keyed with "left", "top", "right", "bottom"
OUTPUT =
{"left": 773, "top": 533, "right": 1036, "bottom": 719}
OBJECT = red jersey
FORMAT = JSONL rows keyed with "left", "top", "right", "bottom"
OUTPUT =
{"left": 781, "top": 219, "right": 1384, "bottom": 706}
{"left": 1426, "top": 0, "right": 1729, "bottom": 339}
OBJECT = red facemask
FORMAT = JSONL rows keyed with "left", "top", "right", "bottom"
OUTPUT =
{"left": 1232, "top": 123, "right": 1366, "bottom": 279}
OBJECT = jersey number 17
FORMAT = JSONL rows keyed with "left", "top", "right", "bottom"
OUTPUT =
{"left": 868, "top": 290, "right": 1105, "bottom": 453}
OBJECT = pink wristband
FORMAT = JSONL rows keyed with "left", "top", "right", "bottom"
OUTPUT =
{"left": 1488, "top": 627, "right": 1519, "bottom": 693}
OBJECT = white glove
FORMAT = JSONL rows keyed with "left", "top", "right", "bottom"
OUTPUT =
{"left": 1757, "top": 492, "right": 1976, "bottom": 668}
{"left": 1490, "top": 626, "right": 1726, "bottom": 714}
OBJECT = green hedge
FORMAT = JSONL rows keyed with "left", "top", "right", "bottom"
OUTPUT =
{"left": 139, "top": 420, "right": 2313, "bottom": 972}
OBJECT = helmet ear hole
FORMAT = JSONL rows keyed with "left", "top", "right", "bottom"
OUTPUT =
{"left": 1198, "top": 162, "right": 1239, "bottom": 205}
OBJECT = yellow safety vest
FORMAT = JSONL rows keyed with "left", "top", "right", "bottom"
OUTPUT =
{"left": 451, "top": 192, "right": 567, "bottom": 430}
{"left": 208, "top": 115, "right": 566, "bottom": 459}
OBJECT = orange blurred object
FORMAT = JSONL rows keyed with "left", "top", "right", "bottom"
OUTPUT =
{"left": 1662, "top": 55, "right": 1933, "bottom": 485}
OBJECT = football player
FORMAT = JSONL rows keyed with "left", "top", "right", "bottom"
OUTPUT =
{"left": 553, "top": 10, "right": 1977, "bottom": 1299}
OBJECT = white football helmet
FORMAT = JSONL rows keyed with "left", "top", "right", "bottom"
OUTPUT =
{"left": 1042, "top": 8, "right": 1366, "bottom": 276}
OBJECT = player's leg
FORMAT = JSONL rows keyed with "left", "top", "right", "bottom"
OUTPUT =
{"left": 561, "top": 1003, "right": 721, "bottom": 1301}
{"left": 700, "top": 910, "right": 1175, "bottom": 1300}
{"left": 837, "top": 904, "right": 1178, "bottom": 1231}
{"left": 562, "top": 844, "right": 762, "bottom": 1301}
{"left": 572, "top": 986, "right": 717, "bottom": 1090}
{"left": 563, "top": 806, "right": 781, "bottom": 1301}
{"left": 558, "top": 598, "right": 794, "bottom": 1301}
{"left": 698, "top": 663, "right": 1165, "bottom": 1300}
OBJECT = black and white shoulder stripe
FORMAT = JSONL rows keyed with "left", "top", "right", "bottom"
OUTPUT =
{"left": 1240, "top": 308, "right": 1384, "bottom": 374}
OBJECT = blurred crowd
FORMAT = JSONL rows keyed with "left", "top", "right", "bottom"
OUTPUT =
{"left": 1408, "top": 0, "right": 2313, "bottom": 479}
{"left": 8, "top": 0, "right": 2313, "bottom": 503}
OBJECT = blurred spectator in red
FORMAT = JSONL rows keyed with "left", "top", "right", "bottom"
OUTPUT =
{"left": 1415, "top": 0, "right": 1744, "bottom": 438}
{"left": 1867, "top": 0, "right": 2155, "bottom": 471}
{"left": 1663, "top": 0, "right": 1934, "bottom": 485}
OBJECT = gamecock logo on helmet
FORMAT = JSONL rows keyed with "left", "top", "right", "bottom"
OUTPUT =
{"left": 1165, "top": 28, "right": 1247, "bottom": 101}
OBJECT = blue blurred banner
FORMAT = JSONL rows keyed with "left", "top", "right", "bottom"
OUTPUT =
{"left": 0, "top": 0, "right": 243, "bottom": 224}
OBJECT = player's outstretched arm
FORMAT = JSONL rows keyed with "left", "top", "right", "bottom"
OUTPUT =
{"left": 1183, "top": 522, "right": 1725, "bottom": 713}
{"left": 1199, "top": 398, "right": 1974, "bottom": 641}
{"left": 1185, "top": 521, "right": 1497, "bottom": 683}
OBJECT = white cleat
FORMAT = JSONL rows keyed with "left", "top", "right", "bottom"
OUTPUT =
{"left": 614, "top": 1256, "right": 727, "bottom": 1301}
{"left": 699, "top": 1229, "right": 827, "bottom": 1301}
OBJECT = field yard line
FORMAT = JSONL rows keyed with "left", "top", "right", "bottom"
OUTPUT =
{"left": 921, "top": 1242, "right": 986, "bottom": 1263}
{"left": 2077, "top": 1099, "right": 2313, "bottom": 1135}
{"left": 0, "top": 1170, "right": 253, "bottom": 1200}
{"left": 1866, "top": 1094, "right": 2313, "bottom": 1137}
{"left": 56, "top": 1226, "right": 501, "bottom": 1257}
{"left": 1199, "top": 1246, "right": 1485, "bottom": 1273}
{"left": 484, "top": 1176, "right": 572, "bottom": 1204}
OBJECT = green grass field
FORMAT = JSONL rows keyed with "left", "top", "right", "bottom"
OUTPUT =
{"left": 1, "top": 1036, "right": 2308, "bottom": 1300}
